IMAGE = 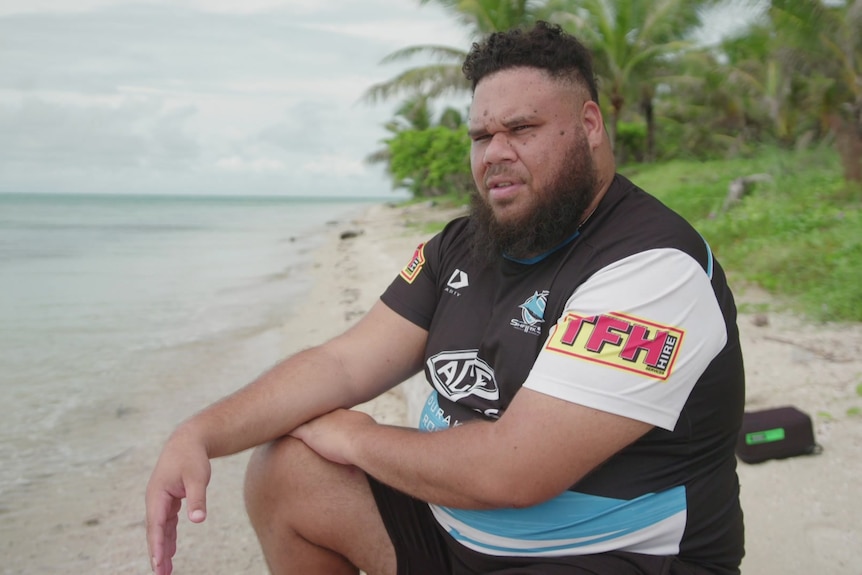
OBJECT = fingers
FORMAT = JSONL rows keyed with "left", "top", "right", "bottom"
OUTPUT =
{"left": 163, "top": 512, "right": 178, "bottom": 563}
{"left": 145, "top": 431, "right": 213, "bottom": 573}
{"left": 146, "top": 491, "right": 181, "bottom": 575}
{"left": 157, "top": 514, "right": 178, "bottom": 575}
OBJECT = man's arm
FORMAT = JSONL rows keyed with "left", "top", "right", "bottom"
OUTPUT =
{"left": 292, "top": 386, "right": 652, "bottom": 510}
{"left": 145, "top": 300, "right": 427, "bottom": 575}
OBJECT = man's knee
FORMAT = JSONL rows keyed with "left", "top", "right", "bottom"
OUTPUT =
{"left": 245, "top": 436, "right": 316, "bottom": 510}
{"left": 243, "top": 436, "right": 394, "bottom": 573}
{"left": 244, "top": 436, "right": 369, "bottom": 520}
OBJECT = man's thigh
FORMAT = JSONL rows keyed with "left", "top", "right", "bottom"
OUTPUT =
{"left": 245, "top": 437, "right": 396, "bottom": 575}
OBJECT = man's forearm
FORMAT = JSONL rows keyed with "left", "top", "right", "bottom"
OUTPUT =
{"left": 179, "top": 345, "right": 367, "bottom": 459}
{"left": 294, "top": 390, "right": 653, "bottom": 511}
{"left": 171, "top": 301, "right": 428, "bottom": 460}
{"left": 290, "top": 408, "right": 512, "bottom": 508}
{"left": 343, "top": 418, "right": 528, "bottom": 509}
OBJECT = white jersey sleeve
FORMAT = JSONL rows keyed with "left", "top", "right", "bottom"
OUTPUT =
{"left": 522, "top": 248, "right": 727, "bottom": 431}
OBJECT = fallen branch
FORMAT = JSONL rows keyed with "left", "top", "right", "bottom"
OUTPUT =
{"left": 762, "top": 334, "right": 851, "bottom": 362}
{"left": 722, "top": 173, "right": 774, "bottom": 213}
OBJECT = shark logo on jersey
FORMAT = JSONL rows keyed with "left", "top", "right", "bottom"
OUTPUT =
{"left": 510, "top": 290, "right": 549, "bottom": 336}
{"left": 426, "top": 350, "right": 499, "bottom": 402}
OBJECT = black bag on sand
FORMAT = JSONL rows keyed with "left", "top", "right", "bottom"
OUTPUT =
{"left": 736, "top": 406, "right": 823, "bottom": 464}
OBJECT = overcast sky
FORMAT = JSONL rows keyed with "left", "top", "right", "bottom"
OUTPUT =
{"left": 0, "top": 0, "right": 473, "bottom": 197}
{"left": 0, "top": 0, "right": 759, "bottom": 198}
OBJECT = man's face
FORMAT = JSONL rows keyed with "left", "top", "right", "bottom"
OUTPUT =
{"left": 467, "top": 67, "right": 597, "bottom": 260}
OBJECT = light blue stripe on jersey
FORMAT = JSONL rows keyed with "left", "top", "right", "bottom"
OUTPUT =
{"left": 700, "top": 234, "right": 714, "bottom": 279}
{"left": 431, "top": 486, "right": 686, "bottom": 556}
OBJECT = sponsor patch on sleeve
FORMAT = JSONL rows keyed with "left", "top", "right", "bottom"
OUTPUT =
{"left": 399, "top": 243, "right": 426, "bottom": 284}
{"left": 545, "top": 312, "right": 684, "bottom": 380}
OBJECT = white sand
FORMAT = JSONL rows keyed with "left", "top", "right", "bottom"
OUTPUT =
{"left": 4, "top": 202, "right": 860, "bottom": 574}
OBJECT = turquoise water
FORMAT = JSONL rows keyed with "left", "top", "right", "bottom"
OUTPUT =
{"left": 0, "top": 193, "right": 376, "bottom": 497}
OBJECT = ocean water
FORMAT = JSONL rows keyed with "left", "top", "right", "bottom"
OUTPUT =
{"left": 0, "top": 192, "right": 376, "bottom": 500}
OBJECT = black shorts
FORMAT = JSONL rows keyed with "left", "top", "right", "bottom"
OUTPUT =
{"left": 367, "top": 476, "right": 722, "bottom": 575}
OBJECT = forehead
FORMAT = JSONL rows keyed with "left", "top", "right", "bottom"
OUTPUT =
{"left": 468, "top": 67, "right": 575, "bottom": 126}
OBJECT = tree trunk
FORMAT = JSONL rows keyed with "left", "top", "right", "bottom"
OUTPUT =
{"left": 609, "top": 94, "right": 624, "bottom": 165}
{"left": 641, "top": 93, "right": 655, "bottom": 163}
{"left": 830, "top": 109, "right": 862, "bottom": 183}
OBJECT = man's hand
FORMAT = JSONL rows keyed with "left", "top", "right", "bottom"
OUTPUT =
{"left": 290, "top": 409, "right": 376, "bottom": 466}
{"left": 141, "top": 302, "right": 427, "bottom": 572}
{"left": 145, "top": 431, "right": 212, "bottom": 575}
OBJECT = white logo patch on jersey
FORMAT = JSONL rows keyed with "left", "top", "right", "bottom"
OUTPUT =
{"left": 426, "top": 349, "right": 499, "bottom": 402}
{"left": 446, "top": 269, "right": 470, "bottom": 294}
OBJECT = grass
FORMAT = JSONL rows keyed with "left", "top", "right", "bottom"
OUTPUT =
{"left": 398, "top": 195, "right": 471, "bottom": 236}
{"left": 621, "top": 145, "right": 862, "bottom": 323}
{"left": 400, "top": 144, "right": 861, "bottom": 323}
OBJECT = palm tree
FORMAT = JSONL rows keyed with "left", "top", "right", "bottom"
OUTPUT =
{"left": 366, "top": 96, "right": 472, "bottom": 198}
{"left": 768, "top": 0, "right": 862, "bottom": 182}
{"left": 365, "top": 95, "right": 435, "bottom": 166}
{"left": 362, "top": 0, "right": 552, "bottom": 105}
{"left": 362, "top": 45, "right": 471, "bottom": 105}
{"left": 553, "top": 0, "right": 718, "bottom": 162}
{"left": 652, "top": 47, "right": 753, "bottom": 159}
{"left": 428, "top": 0, "right": 541, "bottom": 32}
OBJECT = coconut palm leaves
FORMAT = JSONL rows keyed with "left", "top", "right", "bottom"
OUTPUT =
{"left": 368, "top": 0, "right": 862, "bottom": 185}
{"left": 362, "top": 0, "right": 553, "bottom": 105}
{"left": 769, "top": 0, "right": 862, "bottom": 180}
{"left": 553, "top": 0, "right": 716, "bottom": 161}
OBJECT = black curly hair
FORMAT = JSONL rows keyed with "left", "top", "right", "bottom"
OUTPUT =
{"left": 462, "top": 21, "right": 599, "bottom": 103}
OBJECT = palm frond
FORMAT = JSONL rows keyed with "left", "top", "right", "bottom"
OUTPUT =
{"left": 362, "top": 65, "right": 470, "bottom": 104}
{"left": 380, "top": 45, "right": 469, "bottom": 65}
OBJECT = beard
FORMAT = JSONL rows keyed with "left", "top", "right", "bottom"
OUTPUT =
{"left": 469, "top": 131, "right": 598, "bottom": 264}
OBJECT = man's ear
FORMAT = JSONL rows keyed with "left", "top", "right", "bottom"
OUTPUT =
{"left": 581, "top": 100, "right": 605, "bottom": 148}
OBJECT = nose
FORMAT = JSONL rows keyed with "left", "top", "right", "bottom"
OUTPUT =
{"left": 483, "top": 132, "right": 516, "bottom": 165}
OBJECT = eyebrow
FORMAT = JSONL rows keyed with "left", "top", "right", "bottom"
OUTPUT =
{"left": 467, "top": 114, "right": 539, "bottom": 140}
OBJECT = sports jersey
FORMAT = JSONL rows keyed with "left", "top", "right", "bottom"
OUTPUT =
{"left": 379, "top": 174, "right": 745, "bottom": 573}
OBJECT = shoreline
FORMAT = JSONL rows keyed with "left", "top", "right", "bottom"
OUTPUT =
{"left": 3, "top": 201, "right": 860, "bottom": 574}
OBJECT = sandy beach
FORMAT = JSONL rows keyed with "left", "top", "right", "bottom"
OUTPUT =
{"left": 4, "top": 201, "right": 861, "bottom": 574}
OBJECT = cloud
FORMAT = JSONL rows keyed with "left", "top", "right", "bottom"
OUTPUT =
{"left": 301, "top": 155, "right": 366, "bottom": 177}
{"left": 215, "top": 156, "right": 286, "bottom": 173}
{"left": 0, "top": 96, "right": 199, "bottom": 170}
{"left": 0, "top": 0, "right": 316, "bottom": 16}
{"left": 0, "top": 1, "right": 472, "bottom": 196}
{"left": 300, "top": 18, "right": 470, "bottom": 50}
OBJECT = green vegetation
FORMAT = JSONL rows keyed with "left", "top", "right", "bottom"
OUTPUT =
{"left": 365, "top": 0, "right": 862, "bottom": 323}
{"left": 387, "top": 126, "right": 472, "bottom": 198}
{"left": 367, "top": 1, "right": 861, "bottom": 185}
{"left": 623, "top": 146, "right": 861, "bottom": 323}
{"left": 402, "top": 145, "right": 862, "bottom": 323}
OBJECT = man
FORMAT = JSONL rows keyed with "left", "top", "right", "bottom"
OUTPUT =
{"left": 146, "top": 21, "right": 745, "bottom": 575}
